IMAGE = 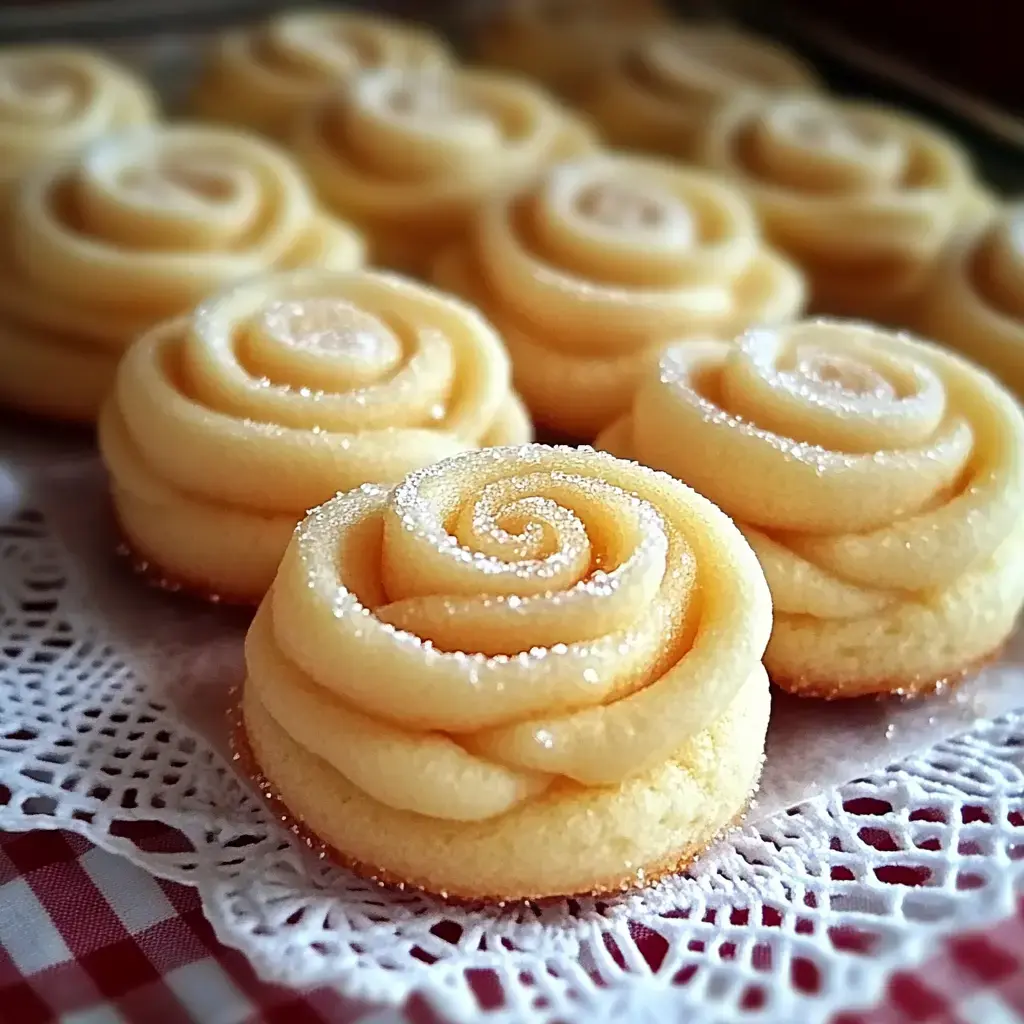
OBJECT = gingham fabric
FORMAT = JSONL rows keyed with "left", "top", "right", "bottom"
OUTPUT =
{"left": 0, "top": 829, "right": 1022, "bottom": 1024}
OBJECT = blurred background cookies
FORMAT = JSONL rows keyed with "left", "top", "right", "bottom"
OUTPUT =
{"left": 696, "top": 93, "right": 995, "bottom": 322}
{"left": 192, "top": 8, "right": 453, "bottom": 138}
{"left": 0, "top": 123, "right": 363, "bottom": 423}
{"left": 473, "top": 0, "right": 668, "bottom": 101}
{"left": 435, "top": 152, "right": 805, "bottom": 439}
{"left": 0, "top": 45, "right": 157, "bottom": 204}
{"left": 291, "top": 64, "right": 597, "bottom": 275}
{"left": 581, "top": 24, "right": 818, "bottom": 159}
{"left": 599, "top": 319, "right": 1024, "bottom": 698}
{"left": 99, "top": 268, "right": 530, "bottom": 603}
{"left": 914, "top": 204, "right": 1024, "bottom": 395}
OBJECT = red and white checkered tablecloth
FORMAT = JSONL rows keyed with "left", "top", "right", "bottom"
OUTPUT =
{"left": 1, "top": 828, "right": 1022, "bottom": 1024}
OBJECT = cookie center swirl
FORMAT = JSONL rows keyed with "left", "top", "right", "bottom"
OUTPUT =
{"left": 574, "top": 179, "right": 688, "bottom": 240}
{"left": 747, "top": 100, "right": 908, "bottom": 193}
{"left": 76, "top": 135, "right": 265, "bottom": 250}
{"left": 251, "top": 297, "right": 404, "bottom": 391}
{"left": 522, "top": 159, "right": 727, "bottom": 290}
{"left": 977, "top": 207, "right": 1024, "bottom": 321}
{"left": 344, "top": 69, "right": 502, "bottom": 176}
{"left": 792, "top": 347, "right": 896, "bottom": 402}
{"left": 381, "top": 77, "right": 474, "bottom": 123}
{"left": 717, "top": 322, "right": 948, "bottom": 454}
{"left": 375, "top": 467, "right": 675, "bottom": 658}
{"left": 181, "top": 272, "right": 468, "bottom": 434}
{"left": 0, "top": 59, "right": 83, "bottom": 122}
{"left": 119, "top": 157, "right": 237, "bottom": 208}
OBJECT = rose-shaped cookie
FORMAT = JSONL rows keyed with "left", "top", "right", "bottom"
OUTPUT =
{"left": 433, "top": 154, "right": 805, "bottom": 439}
{"left": 99, "top": 269, "right": 531, "bottom": 604}
{"left": 291, "top": 65, "right": 597, "bottom": 275}
{"left": 0, "top": 46, "right": 156, "bottom": 204}
{"left": 0, "top": 46, "right": 157, "bottom": 204}
{"left": 698, "top": 94, "right": 995, "bottom": 320}
{"left": 473, "top": 0, "right": 667, "bottom": 99}
{"left": 582, "top": 25, "right": 818, "bottom": 158}
{"left": 599, "top": 320, "right": 1024, "bottom": 698}
{"left": 914, "top": 205, "right": 1024, "bottom": 396}
{"left": 240, "top": 443, "right": 771, "bottom": 899}
{"left": 192, "top": 9, "right": 452, "bottom": 139}
{"left": 0, "top": 125, "right": 364, "bottom": 423}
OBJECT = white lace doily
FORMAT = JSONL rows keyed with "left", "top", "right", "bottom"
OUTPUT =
{"left": 2, "top": 448, "right": 1024, "bottom": 1024}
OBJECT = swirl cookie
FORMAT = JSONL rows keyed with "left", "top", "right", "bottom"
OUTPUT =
{"left": 99, "top": 269, "right": 531, "bottom": 604}
{"left": 914, "top": 205, "right": 1024, "bottom": 396}
{"left": 292, "top": 66, "right": 597, "bottom": 275}
{"left": 240, "top": 443, "right": 772, "bottom": 899}
{"left": 0, "top": 125, "right": 363, "bottom": 423}
{"left": 192, "top": 9, "right": 452, "bottom": 139}
{"left": 474, "top": 0, "right": 666, "bottom": 99}
{"left": 698, "top": 94, "right": 994, "bottom": 320}
{"left": 434, "top": 154, "right": 805, "bottom": 439}
{"left": 599, "top": 320, "right": 1024, "bottom": 698}
{"left": 582, "top": 25, "right": 817, "bottom": 159}
{"left": 0, "top": 46, "right": 156, "bottom": 203}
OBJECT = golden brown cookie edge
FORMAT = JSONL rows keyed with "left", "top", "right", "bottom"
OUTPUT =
{"left": 228, "top": 688, "right": 758, "bottom": 905}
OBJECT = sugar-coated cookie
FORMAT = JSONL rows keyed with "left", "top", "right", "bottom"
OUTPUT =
{"left": 914, "top": 204, "right": 1024, "bottom": 396}
{"left": 192, "top": 9, "right": 452, "bottom": 139}
{"left": 99, "top": 269, "right": 531, "bottom": 604}
{"left": 240, "top": 443, "right": 771, "bottom": 899}
{"left": 0, "top": 46, "right": 156, "bottom": 202}
{"left": 582, "top": 25, "right": 817, "bottom": 159}
{"left": 599, "top": 319, "right": 1024, "bottom": 698}
{"left": 473, "top": 0, "right": 666, "bottom": 99}
{"left": 0, "top": 125, "right": 363, "bottom": 423}
{"left": 433, "top": 153, "right": 805, "bottom": 439}
{"left": 292, "top": 65, "right": 597, "bottom": 275}
{"left": 697, "top": 94, "right": 995, "bottom": 321}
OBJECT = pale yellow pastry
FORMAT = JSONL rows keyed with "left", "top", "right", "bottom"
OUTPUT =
{"left": 0, "top": 46, "right": 156, "bottom": 204}
{"left": 433, "top": 153, "right": 805, "bottom": 439}
{"left": 698, "top": 94, "right": 995, "bottom": 321}
{"left": 241, "top": 443, "right": 772, "bottom": 899}
{"left": 474, "top": 0, "right": 667, "bottom": 100}
{"left": 192, "top": 9, "right": 452, "bottom": 139}
{"left": 0, "top": 124, "right": 364, "bottom": 423}
{"left": 599, "top": 319, "right": 1024, "bottom": 698}
{"left": 914, "top": 204, "right": 1024, "bottom": 396}
{"left": 99, "top": 269, "right": 531, "bottom": 604}
{"left": 292, "top": 65, "right": 598, "bottom": 275}
{"left": 582, "top": 25, "right": 818, "bottom": 159}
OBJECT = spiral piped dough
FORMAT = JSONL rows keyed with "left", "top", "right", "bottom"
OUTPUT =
{"left": 192, "top": 10, "right": 452, "bottom": 139}
{"left": 99, "top": 269, "right": 531, "bottom": 604}
{"left": 915, "top": 205, "right": 1024, "bottom": 396}
{"left": 0, "top": 46, "right": 156, "bottom": 201}
{"left": 433, "top": 153, "right": 805, "bottom": 439}
{"left": 242, "top": 443, "right": 772, "bottom": 899}
{"left": 698, "top": 94, "right": 995, "bottom": 320}
{"left": 292, "top": 65, "right": 597, "bottom": 275}
{"left": 474, "top": 0, "right": 667, "bottom": 99}
{"left": 583, "top": 25, "right": 818, "bottom": 159}
{"left": 0, "top": 125, "right": 364, "bottom": 423}
{"left": 599, "top": 319, "right": 1024, "bottom": 697}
